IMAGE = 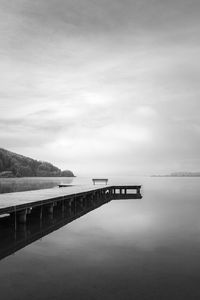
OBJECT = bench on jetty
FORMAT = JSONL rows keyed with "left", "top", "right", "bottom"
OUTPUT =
{"left": 0, "top": 185, "right": 141, "bottom": 224}
{"left": 92, "top": 178, "right": 108, "bottom": 185}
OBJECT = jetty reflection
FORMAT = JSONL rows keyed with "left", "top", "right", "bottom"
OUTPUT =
{"left": 0, "top": 192, "right": 141, "bottom": 261}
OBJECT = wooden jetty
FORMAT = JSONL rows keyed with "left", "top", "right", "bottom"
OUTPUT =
{"left": 0, "top": 185, "right": 141, "bottom": 224}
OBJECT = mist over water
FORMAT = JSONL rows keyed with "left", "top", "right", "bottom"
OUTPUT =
{"left": 0, "top": 177, "right": 200, "bottom": 299}
{"left": 0, "top": 177, "right": 74, "bottom": 194}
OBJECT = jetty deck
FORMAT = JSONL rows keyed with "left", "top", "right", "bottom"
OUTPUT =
{"left": 0, "top": 185, "right": 141, "bottom": 223}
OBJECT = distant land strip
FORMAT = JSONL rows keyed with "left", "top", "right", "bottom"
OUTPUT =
{"left": 0, "top": 148, "right": 75, "bottom": 178}
{"left": 152, "top": 172, "right": 200, "bottom": 177}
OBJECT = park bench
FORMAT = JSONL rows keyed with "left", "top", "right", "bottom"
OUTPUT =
{"left": 92, "top": 178, "right": 108, "bottom": 185}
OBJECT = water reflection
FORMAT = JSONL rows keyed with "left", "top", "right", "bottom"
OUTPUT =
{"left": 1, "top": 178, "right": 200, "bottom": 300}
{"left": 0, "top": 177, "right": 74, "bottom": 194}
{"left": 0, "top": 192, "right": 141, "bottom": 261}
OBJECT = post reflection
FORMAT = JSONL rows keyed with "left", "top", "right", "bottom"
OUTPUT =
{"left": 0, "top": 192, "right": 142, "bottom": 261}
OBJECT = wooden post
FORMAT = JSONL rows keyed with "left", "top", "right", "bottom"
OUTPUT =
{"left": 17, "top": 209, "right": 27, "bottom": 224}
{"left": 47, "top": 203, "right": 54, "bottom": 214}
{"left": 61, "top": 201, "right": 65, "bottom": 217}
{"left": 27, "top": 207, "right": 32, "bottom": 215}
{"left": 136, "top": 187, "right": 141, "bottom": 194}
{"left": 40, "top": 205, "right": 43, "bottom": 220}
{"left": 69, "top": 198, "right": 73, "bottom": 207}
{"left": 39, "top": 205, "right": 43, "bottom": 228}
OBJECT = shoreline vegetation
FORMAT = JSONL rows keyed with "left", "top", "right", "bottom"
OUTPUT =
{"left": 0, "top": 148, "right": 75, "bottom": 178}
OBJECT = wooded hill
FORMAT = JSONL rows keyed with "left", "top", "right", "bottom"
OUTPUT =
{"left": 0, "top": 148, "right": 75, "bottom": 177}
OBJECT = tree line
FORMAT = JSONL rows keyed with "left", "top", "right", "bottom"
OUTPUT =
{"left": 0, "top": 148, "right": 74, "bottom": 177}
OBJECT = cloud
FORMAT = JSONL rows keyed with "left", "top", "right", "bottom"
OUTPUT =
{"left": 0, "top": 0, "right": 200, "bottom": 175}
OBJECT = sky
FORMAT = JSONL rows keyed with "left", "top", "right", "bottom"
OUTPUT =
{"left": 0, "top": 0, "right": 200, "bottom": 176}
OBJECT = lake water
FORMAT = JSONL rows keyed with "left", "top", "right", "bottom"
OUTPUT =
{"left": 0, "top": 177, "right": 74, "bottom": 194}
{"left": 0, "top": 177, "right": 200, "bottom": 299}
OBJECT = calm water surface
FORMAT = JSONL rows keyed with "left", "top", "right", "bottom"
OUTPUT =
{"left": 0, "top": 177, "right": 74, "bottom": 193}
{"left": 0, "top": 177, "right": 200, "bottom": 299}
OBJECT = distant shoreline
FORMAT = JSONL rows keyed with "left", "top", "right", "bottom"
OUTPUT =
{"left": 152, "top": 175, "right": 200, "bottom": 177}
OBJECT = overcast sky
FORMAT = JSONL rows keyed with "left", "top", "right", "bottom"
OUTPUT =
{"left": 0, "top": 0, "right": 200, "bottom": 176}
